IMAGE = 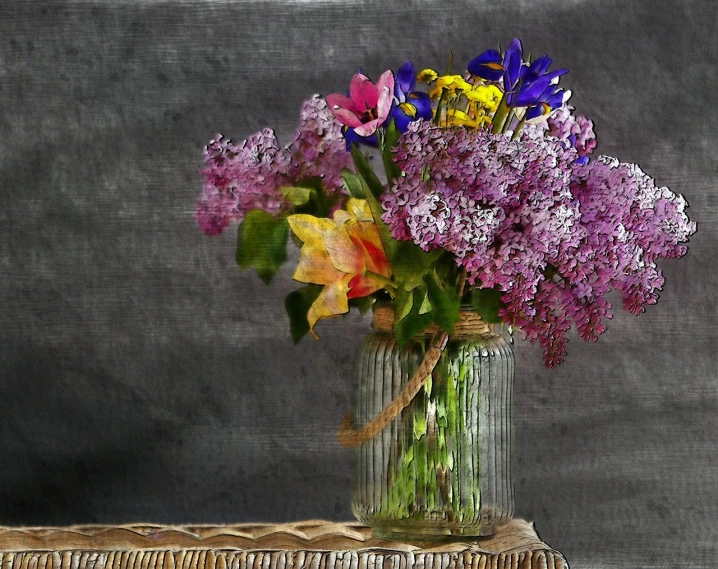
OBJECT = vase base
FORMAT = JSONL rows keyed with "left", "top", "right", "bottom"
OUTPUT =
{"left": 359, "top": 510, "right": 513, "bottom": 541}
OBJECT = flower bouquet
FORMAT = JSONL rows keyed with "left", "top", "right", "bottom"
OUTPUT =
{"left": 196, "top": 39, "right": 696, "bottom": 537}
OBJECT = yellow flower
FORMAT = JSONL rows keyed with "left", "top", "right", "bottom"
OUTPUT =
{"left": 427, "top": 74, "right": 474, "bottom": 100}
{"left": 463, "top": 83, "right": 502, "bottom": 109}
{"left": 417, "top": 68, "right": 438, "bottom": 83}
{"left": 287, "top": 199, "right": 392, "bottom": 339}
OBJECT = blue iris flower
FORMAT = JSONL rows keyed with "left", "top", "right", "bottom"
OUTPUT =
{"left": 390, "top": 61, "right": 433, "bottom": 132}
{"left": 468, "top": 39, "right": 568, "bottom": 119}
{"left": 342, "top": 126, "right": 378, "bottom": 149}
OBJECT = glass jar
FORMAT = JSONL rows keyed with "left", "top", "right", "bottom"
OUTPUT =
{"left": 351, "top": 305, "right": 514, "bottom": 539}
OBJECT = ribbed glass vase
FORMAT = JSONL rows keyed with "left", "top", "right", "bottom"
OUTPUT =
{"left": 352, "top": 305, "right": 514, "bottom": 539}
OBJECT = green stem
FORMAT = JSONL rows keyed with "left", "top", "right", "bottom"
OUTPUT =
{"left": 377, "top": 128, "right": 385, "bottom": 151}
{"left": 434, "top": 88, "right": 447, "bottom": 125}
{"left": 511, "top": 116, "right": 527, "bottom": 140}
{"left": 501, "top": 108, "right": 516, "bottom": 135}
{"left": 491, "top": 95, "right": 510, "bottom": 134}
{"left": 457, "top": 268, "right": 468, "bottom": 298}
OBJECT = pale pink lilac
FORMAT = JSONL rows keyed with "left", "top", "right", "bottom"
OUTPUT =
{"left": 196, "top": 96, "right": 351, "bottom": 235}
{"left": 285, "top": 95, "right": 353, "bottom": 194}
{"left": 197, "top": 129, "right": 290, "bottom": 235}
{"left": 522, "top": 104, "right": 597, "bottom": 160}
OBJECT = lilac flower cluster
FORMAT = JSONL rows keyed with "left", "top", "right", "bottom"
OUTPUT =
{"left": 521, "top": 104, "right": 597, "bottom": 164}
{"left": 196, "top": 96, "right": 351, "bottom": 235}
{"left": 383, "top": 119, "right": 695, "bottom": 366}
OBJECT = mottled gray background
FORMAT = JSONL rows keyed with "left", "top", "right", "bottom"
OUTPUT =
{"left": 0, "top": 0, "right": 716, "bottom": 567}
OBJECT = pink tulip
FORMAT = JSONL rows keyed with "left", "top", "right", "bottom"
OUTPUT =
{"left": 326, "top": 71, "right": 395, "bottom": 137}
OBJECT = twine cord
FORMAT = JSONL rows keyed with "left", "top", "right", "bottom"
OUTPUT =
{"left": 337, "top": 330, "right": 449, "bottom": 447}
{"left": 337, "top": 275, "right": 478, "bottom": 448}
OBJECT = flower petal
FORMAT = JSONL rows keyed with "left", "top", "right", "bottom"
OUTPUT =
{"left": 293, "top": 245, "right": 342, "bottom": 286}
{"left": 350, "top": 73, "right": 379, "bottom": 110}
{"left": 353, "top": 119, "right": 382, "bottom": 137}
{"left": 467, "top": 49, "right": 504, "bottom": 81}
{"left": 307, "top": 276, "right": 352, "bottom": 338}
{"left": 330, "top": 108, "right": 364, "bottom": 128}
{"left": 504, "top": 38, "right": 524, "bottom": 90}
{"left": 395, "top": 61, "right": 415, "bottom": 98}
{"left": 326, "top": 93, "right": 358, "bottom": 114}
{"left": 375, "top": 70, "right": 396, "bottom": 100}
{"left": 287, "top": 214, "right": 335, "bottom": 246}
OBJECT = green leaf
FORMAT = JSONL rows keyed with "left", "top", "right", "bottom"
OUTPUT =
{"left": 341, "top": 169, "right": 367, "bottom": 199}
{"left": 394, "top": 284, "right": 413, "bottom": 324}
{"left": 236, "top": 210, "right": 289, "bottom": 285}
{"left": 390, "top": 241, "right": 443, "bottom": 290}
{"left": 280, "top": 186, "right": 313, "bottom": 206}
{"left": 413, "top": 411, "right": 427, "bottom": 440}
{"left": 425, "top": 271, "right": 461, "bottom": 334}
{"left": 470, "top": 287, "right": 505, "bottom": 323}
{"left": 285, "top": 284, "right": 323, "bottom": 343}
{"left": 395, "top": 286, "right": 434, "bottom": 345}
{"left": 290, "top": 178, "right": 339, "bottom": 218}
{"left": 381, "top": 119, "right": 402, "bottom": 186}
{"left": 419, "top": 289, "right": 432, "bottom": 314}
{"left": 350, "top": 144, "right": 384, "bottom": 199}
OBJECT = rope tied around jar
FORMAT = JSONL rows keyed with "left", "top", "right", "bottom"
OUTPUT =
{"left": 336, "top": 305, "right": 491, "bottom": 447}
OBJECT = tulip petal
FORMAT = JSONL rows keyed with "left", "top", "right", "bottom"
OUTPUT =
{"left": 293, "top": 246, "right": 343, "bottom": 286}
{"left": 353, "top": 119, "right": 381, "bottom": 137}
{"left": 350, "top": 73, "right": 379, "bottom": 110}
{"left": 347, "top": 274, "right": 383, "bottom": 299}
{"left": 329, "top": 107, "right": 364, "bottom": 129}
{"left": 287, "top": 214, "right": 335, "bottom": 246}
{"left": 375, "top": 70, "right": 396, "bottom": 100}
{"left": 307, "top": 277, "right": 352, "bottom": 338}
{"left": 326, "top": 93, "right": 358, "bottom": 114}
{"left": 325, "top": 229, "right": 365, "bottom": 275}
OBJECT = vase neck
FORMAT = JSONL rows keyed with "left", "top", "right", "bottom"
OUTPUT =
{"left": 372, "top": 305, "right": 491, "bottom": 337}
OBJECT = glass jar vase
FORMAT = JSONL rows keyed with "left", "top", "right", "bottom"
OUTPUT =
{"left": 351, "top": 305, "right": 514, "bottom": 539}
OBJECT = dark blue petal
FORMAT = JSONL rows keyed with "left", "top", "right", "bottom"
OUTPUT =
{"left": 343, "top": 126, "right": 378, "bottom": 149}
{"left": 574, "top": 155, "right": 590, "bottom": 165}
{"left": 391, "top": 107, "right": 413, "bottom": 133}
{"left": 546, "top": 89, "right": 564, "bottom": 109}
{"left": 525, "top": 104, "right": 547, "bottom": 121}
{"left": 468, "top": 49, "right": 504, "bottom": 81}
{"left": 411, "top": 92, "right": 434, "bottom": 120}
{"left": 391, "top": 92, "right": 433, "bottom": 133}
{"left": 528, "top": 55, "right": 552, "bottom": 76}
{"left": 503, "top": 38, "right": 524, "bottom": 90}
{"left": 395, "top": 61, "right": 416, "bottom": 99}
{"left": 515, "top": 75, "right": 556, "bottom": 106}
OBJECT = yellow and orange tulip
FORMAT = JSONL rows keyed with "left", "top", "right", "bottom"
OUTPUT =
{"left": 287, "top": 199, "right": 392, "bottom": 338}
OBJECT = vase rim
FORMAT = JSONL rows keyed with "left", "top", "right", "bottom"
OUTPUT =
{"left": 371, "top": 304, "right": 491, "bottom": 337}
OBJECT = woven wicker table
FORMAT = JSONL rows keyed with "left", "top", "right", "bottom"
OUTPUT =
{"left": 0, "top": 519, "right": 567, "bottom": 569}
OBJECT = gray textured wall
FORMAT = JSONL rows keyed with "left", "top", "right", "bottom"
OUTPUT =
{"left": 1, "top": 1, "right": 716, "bottom": 567}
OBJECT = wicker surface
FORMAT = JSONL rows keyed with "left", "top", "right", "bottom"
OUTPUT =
{"left": 0, "top": 519, "right": 567, "bottom": 569}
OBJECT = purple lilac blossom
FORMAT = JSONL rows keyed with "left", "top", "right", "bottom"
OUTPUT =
{"left": 197, "top": 129, "right": 290, "bottom": 235}
{"left": 523, "top": 104, "right": 597, "bottom": 163}
{"left": 383, "top": 119, "right": 695, "bottom": 366}
{"left": 285, "top": 95, "right": 353, "bottom": 194}
{"left": 196, "top": 96, "right": 351, "bottom": 235}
